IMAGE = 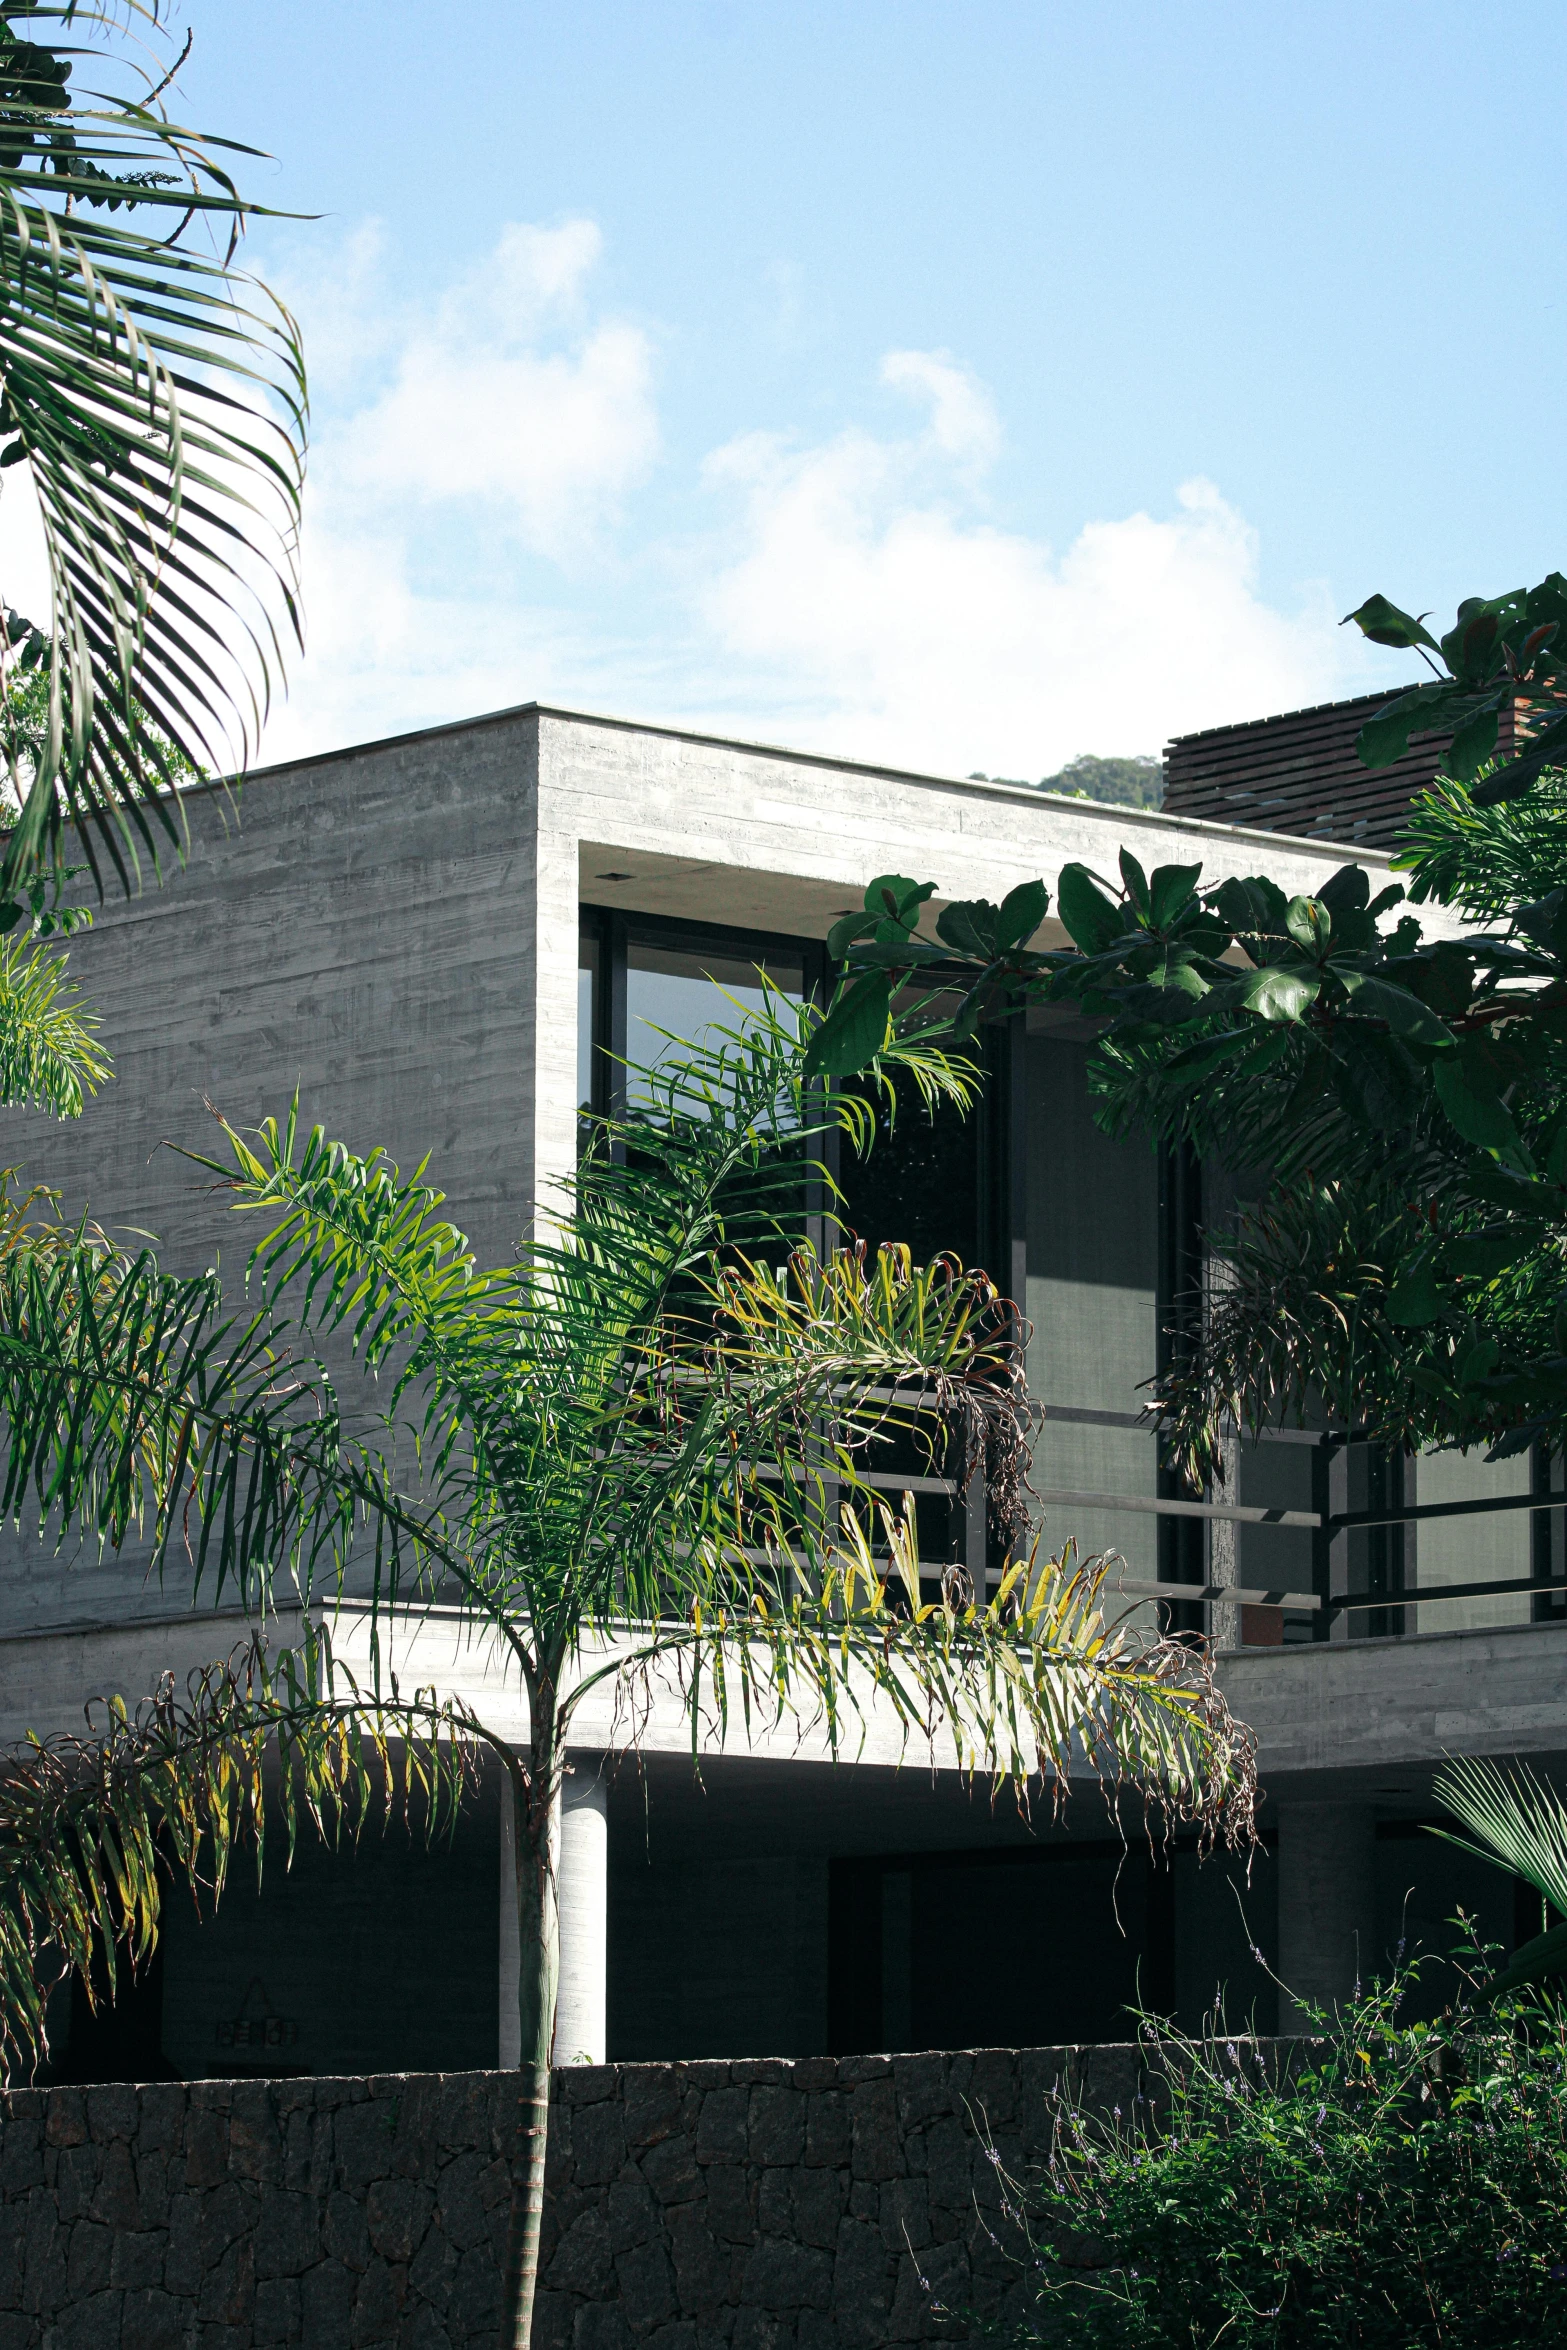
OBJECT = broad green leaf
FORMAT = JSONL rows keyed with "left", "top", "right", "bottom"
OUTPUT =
{"left": 1386, "top": 1263, "right": 1443, "bottom": 1326}
{"left": 1433, "top": 1057, "right": 1528, "bottom": 1162}
{"left": 826, "top": 911, "right": 878, "bottom": 960}
{"left": 803, "top": 974, "right": 892, "bottom": 1078}
{"left": 935, "top": 900, "right": 997, "bottom": 959}
{"left": 995, "top": 879, "right": 1049, "bottom": 951}
{"left": 1316, "top": 864, "right": 1369, "bottom": 916}
{"left": 1118, "top": 849, "right": 1150, "bottom": 918}
{"left": 1445, "top": 702, "right": 1501, "bottom": 780}
{"left": 1236, "top": 965, "right": 1320, "bottom": 1022}
{"left": 1285, "top": 896, "right": 1329, "bottom": 952}
{"left": 1342, "top": 594, "right": 1439, "bottom": 652}
{"left": 1148, "top": 864, "right": 1203, "bottom": 930}
{"left": 863, "top": 875, "right": 934, "bottom": 937}
{"left": 1056, "top": 863, "right": 1124, "bottom": 955}
{"left": 1444, "top": 1230, "right": 1522, "bottom": 1281}
{"left": 1338, "top": 972, "right": 1452, "bottom": 1047}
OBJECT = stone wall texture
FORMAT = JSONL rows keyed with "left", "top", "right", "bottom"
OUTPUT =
{"left": 0, "top": 2044, "right": 1167, "bottom": 2349}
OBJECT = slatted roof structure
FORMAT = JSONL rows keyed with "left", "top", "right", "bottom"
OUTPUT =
{"left": 1162, "top": 691, "right": 1524, "bottom": 850}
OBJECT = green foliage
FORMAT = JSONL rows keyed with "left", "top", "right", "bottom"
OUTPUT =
{"left": 0, "top": 2, "right": 305, "bottom": 893}
{"left": 999, "top": 1970, "right": 1567, "bottom": 2350}
{"left": 1428, "top": 1758, "right": 1567, "bottom": 2000}
{"left": 1343, "top": 576, "right": 1567, "bottom": 805}
{"left": 967, "top": 755, "right": 1162, "bottom": 809}
{"left": 0, "top": 1622, "right": 472, "bottom": 2078}
{"left": 1041, "top": 754, "right": 1163, "bottom": 810}
{"left": 0, "top": 1004, "right": 1258, "bottom": 2076}
{"left": 0, "top": 935, "right": 107, "bottom": 1115}
{"left": 821, "top": 753, "right": 1567, "bottom": 1477}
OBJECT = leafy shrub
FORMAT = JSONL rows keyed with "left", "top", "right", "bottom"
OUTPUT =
{"left": 992, "top": 1960, "right": 1567, "bottom": 2349}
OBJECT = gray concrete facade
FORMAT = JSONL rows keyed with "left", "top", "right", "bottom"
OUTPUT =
{"left": 0, "top": 701, "right": 1551, "bottom": 2078}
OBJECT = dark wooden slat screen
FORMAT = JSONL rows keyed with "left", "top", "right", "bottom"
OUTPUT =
{"left": 1162, "top": 693, "right": 1522, "bottom": 851}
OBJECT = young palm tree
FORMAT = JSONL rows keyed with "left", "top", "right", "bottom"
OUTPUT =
{"left": 0, "top": 1001, "right": 1258, "bottom": 2350}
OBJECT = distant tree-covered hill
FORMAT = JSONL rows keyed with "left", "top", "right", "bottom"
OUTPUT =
{"left": 966, "top": 753, "right": 1162, "bottom": 809}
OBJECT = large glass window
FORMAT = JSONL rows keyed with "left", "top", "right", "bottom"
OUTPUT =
{"left": 578, "top": 925, "right": 599, "bottom": 1118}
{"left": 625, "top": 934, "right": 804, "bottom": 1108}
{"left": 1024, "top": 1019, "right": 1160, "bottom": 1607}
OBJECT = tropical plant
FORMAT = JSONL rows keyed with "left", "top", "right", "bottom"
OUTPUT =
{"left": 0, "top": 0, "right": 305, "bottom": 895}
{"left": 989, "top": 1961, "right": 1567, "bottom": 2349}
{"left": 0, "top": 999, "right": 1258, "bottom": 2350}
{"left": 807, "top": 579, "right": 1567, "bottom": 1477}
{"left": 1430, "top": 1756, "right": 1567, "bottom": 1998}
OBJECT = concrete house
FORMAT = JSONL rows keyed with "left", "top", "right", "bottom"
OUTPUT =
{"left": 2, "top": 699, "right": 1560, "bottom": 2085}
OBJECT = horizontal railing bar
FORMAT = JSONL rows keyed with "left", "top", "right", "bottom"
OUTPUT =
{"left": 1108, "top": 1578, "right": 1321, "bottom": 1611}
{"left": 1332, "top": 1572, "right": 1567, "bottom": 1612}
{"left": 1035, "top": 1486, "right": 1321, "bottom": 1529}
{"left": 1042, "top": 1405, "right": 1358, "bottom": 1450}
{"left": 1332, "top": 1488, "right": 1567, "bottom": 1533}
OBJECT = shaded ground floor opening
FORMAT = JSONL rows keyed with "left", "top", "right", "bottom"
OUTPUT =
{"left": 45, "top": 1753, "right": 1527, "bottom": 2083}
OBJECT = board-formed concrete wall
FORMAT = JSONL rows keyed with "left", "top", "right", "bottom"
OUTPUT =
{"left": 0, "top": 2043, "right": 1169, "bottom": 2348}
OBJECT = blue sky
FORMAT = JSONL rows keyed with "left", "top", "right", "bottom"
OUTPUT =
{"left": 165, "top": 0, "right": 1567, "bottom": 776}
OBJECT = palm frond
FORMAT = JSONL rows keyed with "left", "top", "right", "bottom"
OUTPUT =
{"left": 1431, "top": 1756, "right": 1567, "bottom": 1918}
{"left": 0, "top": 929, "right": 106, "bottom": 1111}
{"left": 0, "top": 3, "right": 306, "bottom": 892}
{"left": 595, "top": 1520, "right": 1256, "bottom": 1847}
{"left": 0, "top": 1621, "right": 476, "bottom": 2077}
{"left": 0, "top": 1209, "right": 355, "bottom": 1600}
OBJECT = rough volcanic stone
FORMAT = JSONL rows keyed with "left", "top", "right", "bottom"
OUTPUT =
{"left": 299, "top": 2256, "right": 355, "bottom": 2349}
{"left": 850, "top": 2083, "right": 902, "bottom": 2185}
{"left": 622, "top": 2071, "right": 682, "bottom": 2150}
{"left": 706, "top": 2166, "right": 754, "bottom": 2244}
{"left": 65, "top": 2219, "right": 111, "bottom": 2298}
{"left": 607, "top": 2175, "right": 657, "bottom": 2254}
{"left": 254, "top": 2187, "right": 319, "bottom": 2279}
{"left": 742, "top": 2240, "right": 832, "bottom": 2315}
{"left": 90, "top": 2141, "right": 142, "bottom": 2232}
{"left": 574, "top": 2304, "right": 635, "bottom": 2350}
{"left": 109, "top": 2230, "right": 167, "bottom": 2291}
{"left": 54, "top": 2287, "right": 122, "bottom": 2350}
{"left": 804, "top": 2097, "right": 849, "bottom": 2171}
{"left": 120, "top": 2286, "right": 185, "bottom": 2350}
{"left": 547, "top": 2209, "right": 615, "bottom": 2298}
{"left": 571, "top": 2099, "right": 626, "bottom": 2187}
{"left": 616, "top": 2240, "right": 677, "bottom": 2330}
{"left": 748, "top": 2091, "right": 804, "bottom": 2168}
{"left": 43, "top": 2093, "right": 86, "bottom": 2150}
{"left": 668, "top": 2210, "right": 728, "bottom": 2316}
{"left": 183, "top": 2108, "right": 229, "bottom": 2192}
{"left": 695, "top": 2089, "right": 749, "bottom": 2166}
{"left": 87, "top": 2085, "right": 140, "bottom": 2145}
{"left": 366, "top": 2175, "right": 433, "bottom": 2264}
{"left": 641, "top": 2133, "right": 702, "bottom": 2209}
{"left": 253, "top": 2274, "right": 302, "bottom": 2346}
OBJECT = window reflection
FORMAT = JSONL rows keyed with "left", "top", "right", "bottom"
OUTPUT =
{"left": 578, "top": 928, "right": 600, "bottom": 1116}
{"left": 626, "top": 937, "right": 803, "bottom": 1111}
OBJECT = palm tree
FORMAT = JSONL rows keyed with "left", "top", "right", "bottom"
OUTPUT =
{"left": 0, "top": 1000, "right": 1258, "bottom": 2349}
{"left": 1432, "top": 1757, "right": 1567, "bottom": 1997}
{"left": 0, "top": 1, "right": 305, "bottom": 892}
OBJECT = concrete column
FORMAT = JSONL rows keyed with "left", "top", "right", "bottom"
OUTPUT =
{"left": 498, "top": 1774, "right": 521, "bottom": 2069}
{"left": 1276, "top": 1801, "right": 1377, "bottom": 2030}
{"left": 1208, "top": 1430, "right": 1242, "bottom": 1651}
{"left": 555, "top": 1764, "right": 609, "bottom": 2066}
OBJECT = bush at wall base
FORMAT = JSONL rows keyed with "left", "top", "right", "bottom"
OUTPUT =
{"left": 987, "top": 1955, "right": 1567, "bottom": 2350}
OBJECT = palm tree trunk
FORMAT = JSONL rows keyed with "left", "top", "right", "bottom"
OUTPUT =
{"left": 499, "top": 1731, "right": 562, "bottom": 2350}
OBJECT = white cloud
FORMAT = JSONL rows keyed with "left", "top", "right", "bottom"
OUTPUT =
{"left": 692, "top": 363, "right": 1350, "bottom": 775}
{"left": 250, "top": 226, "right": 1355, "bottom": 772}
{"left": 327, "top": 215, "right": 657, "bottom": 562}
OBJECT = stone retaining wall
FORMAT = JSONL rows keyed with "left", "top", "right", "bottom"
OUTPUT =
{"left": 0, "top": 2044, "right": 1165, "bottom": 2349}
